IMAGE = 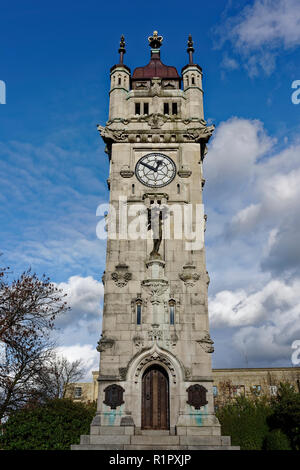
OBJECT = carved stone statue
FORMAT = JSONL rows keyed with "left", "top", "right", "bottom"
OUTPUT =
{"left": 147, "top": 206, "right": 163, "bottom": 259}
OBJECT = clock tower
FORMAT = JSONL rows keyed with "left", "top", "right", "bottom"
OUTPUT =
{"left": 72, "top": 32, "right": 238, "bottom": 450}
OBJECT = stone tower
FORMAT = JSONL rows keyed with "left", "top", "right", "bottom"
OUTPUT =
{"left": 72, "top": 32, "right": 238, "bottom": 450}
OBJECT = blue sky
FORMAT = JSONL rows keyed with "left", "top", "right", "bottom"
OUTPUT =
{"left": 1, "top": 0, "right": 300, "bottom": 377}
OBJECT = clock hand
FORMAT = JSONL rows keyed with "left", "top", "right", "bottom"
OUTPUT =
{"left": 140, "top": 161, "right": 157, "bottom": 171}
{"left": 155, "top": 160, "right": 163, "bottom": 171}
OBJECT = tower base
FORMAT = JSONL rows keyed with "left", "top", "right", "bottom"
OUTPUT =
{"left": 71, "top": 424, "right": 239, "bottom": 450}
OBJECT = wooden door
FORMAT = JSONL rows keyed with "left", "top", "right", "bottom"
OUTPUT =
{"left": 142, "top": 365, "right": 169, "bottom": 430}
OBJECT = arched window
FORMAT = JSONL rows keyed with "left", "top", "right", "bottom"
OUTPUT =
{"left": 169, "top": 300, "right": 175, "bottom": 325}
{"left": 136, "top": 301, "right": 142, "bottom": 325}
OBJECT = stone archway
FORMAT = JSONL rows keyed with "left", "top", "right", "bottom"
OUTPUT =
{"left": 141, "top": 364, "right": 169, "bottom": 430}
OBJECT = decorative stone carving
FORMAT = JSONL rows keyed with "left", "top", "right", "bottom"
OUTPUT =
{"left": 101, "top": 271, "right": 106, "bottom": 285}
{"left": 132, "top": 334, "right": 144, "bottom": 348}
{"left": 97, "top": 335, "right": 115, "bottom": 352}
{"left": 186, "top": 384, "right": 208, "bottom": 409}
{"left": 103, "top": 384, "right": 125, "bottom": 409}
{"left": 120, "top": 169, "right": 134, "bottom": 178}
{"left": 183, "top": 125, "right": 215, "bottom": 142}
{"left": 151, "top": 79, "right": 162, "bottom": 96}
{"left": 178, "top": 169, "right": 192, "bottom": 178}
{"left": 197, "top": 332, "right": 214, "bottom": 353}
{"left": 179, "top": 264, "right": 201, "bottom": 287}
{"left": 135, "top": 81, "right": 149, "bottom": 89}
{"left": 163, "top": 80, "right": 176, "bottom": 89}
{"left": 119, "top": 367, "right": 128, "bottom": 380}
{"left": 184, "top": 367, "right": 192, "bottom": 379}
{"left": 111, "top": 264, "right": 132, "bottom": 287}
{"left": 143, "top": 113, "right": 168, "bottom": 129}
{"left": 97, "top": 125, "right": 128, "bottom": 143}
{"left": 142, "top": 192, "right": 169, "bottom": 202}
{"left": 141, "top": 279, "right": 169, "bottom": 304}
{"left": 134, "top": 352, "right": 177, "bottom": 384}
{"left": 165, "top": 332, "right": 178, "bottom": 347}
{"left": 148, "top": 329, "right": 163, "bottom": 341}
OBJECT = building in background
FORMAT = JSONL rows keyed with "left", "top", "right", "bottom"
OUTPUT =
{"left": 68, "top": 367, "right": 300, "bottom": 410}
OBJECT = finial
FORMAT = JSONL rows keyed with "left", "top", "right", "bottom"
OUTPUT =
{"left": 148, "top": 30, "right": 163, "bottom": 49}
{"left": 187, "top": 34, "right": 194, "bottom": 65}
{"left": 118, "top": 35, "right": 126, "bottom": 64}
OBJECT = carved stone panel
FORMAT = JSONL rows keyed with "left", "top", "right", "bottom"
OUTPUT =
{"left": 186, "top": 384, "right": 208, "bottom": 410}
{"left": 103, "top": 384, "right": 125, "bottom": 409}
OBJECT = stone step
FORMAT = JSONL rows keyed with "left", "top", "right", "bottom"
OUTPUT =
{"left": 71, "top": 444, "right": 125, "bottom": 450}
{"left": 90, "top": 425, "right": 134, "bottom": 436}
{"left": 187, "top": 445, "right": 240, "bottom": 450}
{"left": 179, "top": 435, "right": 223, "bottom": 446}
{"left": 139, "top": 430, "right": 171, "bottom": 436}
{"left": 89, "top": 435, "right": 131, "bottom": 445}
{"left": 124, "top": 445, "right": 188, "bottom": 450}
{"left": 177, "top": 426, "right": 221, "bottom": 437}
{"left": 130, "top": 435, "right": 180, "bottom": 446}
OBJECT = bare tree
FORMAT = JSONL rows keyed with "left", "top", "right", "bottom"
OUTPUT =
{"left": 36, "top": 353, "right": 86, "bottom": 399}
{"left": 0, "top": 267, "right": 69, "bottom": 421}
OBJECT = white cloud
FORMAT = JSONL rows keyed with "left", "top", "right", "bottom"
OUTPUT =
{"left": 55, "top": 275, "right": 104, "bottom": 329}
{"left": 209, "top": 278, "right": 300, "bottom": 365}
{"left": 217, "top": 0, "right": 300, "bottom": 76}
{"left": 233, "top": 0, "right": 300, "bottom": 50}
{"left": 210, "top": 278, "right": 300, "bottom": 328}
{"left": 204, "top": 117, "right": 300, "bottom": 365}
{"left": 205, "top": 118, "right": 300, "bottom": 285}
{"left": 56, "top": 344, "right": 99, "bottom": 381}
{"left": 205, "top": 117, "right": 274, "bottom": 209}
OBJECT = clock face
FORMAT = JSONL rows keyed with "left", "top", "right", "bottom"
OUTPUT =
{"left": 135, "top": 153, "right": 176, "bottom": 188}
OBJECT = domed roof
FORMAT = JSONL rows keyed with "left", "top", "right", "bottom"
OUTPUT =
{"left": 132, "top": 30, "right": 180, "bottom": 81}
{"left": 132, "top": 55, "right": 180, "bottom": 80}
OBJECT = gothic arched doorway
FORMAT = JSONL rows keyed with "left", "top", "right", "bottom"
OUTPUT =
{"left": 141, "top": 365, "right": 170, "bottom": 430}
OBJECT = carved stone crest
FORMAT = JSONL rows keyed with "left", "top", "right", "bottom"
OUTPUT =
{"left": 197, "top": 332, "right": 214, "bottom": 353}
{"left": 144, "top": 113, "right": 168, "bottom": 129}
{"left": 186, "top": 384, "right": 208, "bottom": 409}
{"left": 111, "top": 264, "right": 132, "bottom": 287}
{"left": 179, "top": 265, "right": 201, "bottom": 287}
{"left": 103, "top": 384, "right": 125, "bottom": 409}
